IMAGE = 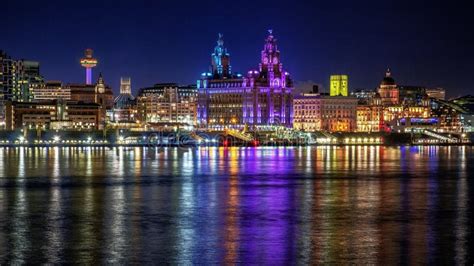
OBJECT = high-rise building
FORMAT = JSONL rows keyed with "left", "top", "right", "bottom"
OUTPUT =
{"left": 1, "top": 50, "right": 16, "bottom": 123}
{"left": 1, "top": 51, "right": 43, "bottom": 125}
{"left": 1, "top": 51, "right": 43, "bottom": 102}
{"left": 16, "top": 60, "right": 43, "bottom": 102}
{"left": 197, "top": 30, "right": 293, "bottom": 130}
{"left": 330, "top": 75, "right": 348, "bottom": 96}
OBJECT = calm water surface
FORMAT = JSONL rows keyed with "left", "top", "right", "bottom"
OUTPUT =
{"left": 0, "top": 146, "right": 473, "bottom": 264}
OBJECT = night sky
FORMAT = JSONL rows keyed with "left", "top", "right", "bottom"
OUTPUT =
{"left": 2, "top": 0, "right": 473, "bottom": 97}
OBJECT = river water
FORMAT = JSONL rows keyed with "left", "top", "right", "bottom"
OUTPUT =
{"left": 0, "top": 146, "right": 472, "bottom": 264}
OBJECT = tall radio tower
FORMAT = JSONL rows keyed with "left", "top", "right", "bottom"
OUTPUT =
{"left": 80, "top": 49, "right": 98, "bottom": 85}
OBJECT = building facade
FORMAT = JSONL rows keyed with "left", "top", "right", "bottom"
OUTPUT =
{"left": 1, "top": 51, "right": 43, "bottom": 124}
{"left": 5, "top": 100, "right": 101, "bottom": 130}
{"left": 293, "top": 93, "right": 357, "bottom": 132}
{"left": 356, "top": 94, "right": 384, "bottom": 132}
{"left": 197, "top": 31, "right": 293, "bottom": 130}
{"left": 137, "top": 83, "right": 196, "bottom": 126}
{"left": 67, "top": 74, "right": 114, "bottom": 128}
{"left": 32, "top": 81, "right": 71, "bottom": 101}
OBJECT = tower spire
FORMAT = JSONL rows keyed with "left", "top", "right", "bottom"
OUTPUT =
{"left": 211, "top": 33, "right": 231, "bottom": 77}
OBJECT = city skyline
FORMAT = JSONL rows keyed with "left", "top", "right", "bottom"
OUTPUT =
{"left": 2, "top": 0, "right": 473, "bottom": 97}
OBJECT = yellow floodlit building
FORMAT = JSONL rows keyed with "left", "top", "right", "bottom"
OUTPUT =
{"left": 330, "top": 75, "right": 349, "bottom": 96}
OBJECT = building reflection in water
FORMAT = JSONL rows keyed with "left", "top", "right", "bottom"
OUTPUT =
{"left": 0, "top": 146, "right": 472, "bottom": 264}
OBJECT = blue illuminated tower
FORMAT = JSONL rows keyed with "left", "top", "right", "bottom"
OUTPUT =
{"left": 211, "top": 33, "right": 231, "bottom": 78}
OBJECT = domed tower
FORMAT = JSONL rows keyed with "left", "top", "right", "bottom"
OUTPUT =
{"left": 378, "top": 68, "right": 399, "bottom": 105}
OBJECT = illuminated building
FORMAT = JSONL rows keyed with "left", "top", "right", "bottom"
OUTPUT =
{"left": 378, "top": 69, "right": 399, "bottom": 105}
{"left": 112, "top": 77, "right": 137, "bottom": 123}
{"left": 137, "top": 83, "right": 196, "bottom": 127}
{"left": 356, "top": 93, "right": 384, "bottom": 132}
{"left": 80, "top": 49, "right": 98, "bottom": 85}
{"left": 398, "top": 86, "right": 446, "bottom": 103}
{"left": 293, "top": 93, "right": 357, "bottom": 132}
{"left": 5, "top": 100, "right": 102, "bottom": 130}
{"left": 32, "top": 81, "right": 71, "bottom": 101}
{"left": 384, "top": 96, "right": 434, "bottom": 132}
{"left": 425, "top": 87, "right": 445, "bottom": 100}
{"left": 330, "top": 75, "right": 348, "bottom": 96}
{"left": 1, "top": 51, "right": 44, "bottom": 125}
{"left": 350, "top": 89, "right": 377, "bottom": 104}
{"left": 67, "top": 73, "right": 114, "bottom": 129}
{"left": 431, "top": 95, "right": 474, "bottom": 132}
{"left": 197, "top": 31, "right": 293, "bottom": 130}
{"left": 0, "top": 50, "right": 16, "bottom": 123}
{"left": 1, "top": 50, "right": 43, "bottom": 102}
{"left": 321, "top": 95, "right": 358, "bottom": 132}
{"left": 16, "top": 60, "right": 43, "bottom": 102}
{"left": 293, "top": 93, "right": 322, "bottom": 132}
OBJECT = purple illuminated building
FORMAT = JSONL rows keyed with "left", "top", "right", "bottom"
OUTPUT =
{"left": 197, "top": 30, "right": 293, "bottom": 130}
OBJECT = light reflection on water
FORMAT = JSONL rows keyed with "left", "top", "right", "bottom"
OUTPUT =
{"left": 0, "top": 146, "right": 472, "bottom": 264}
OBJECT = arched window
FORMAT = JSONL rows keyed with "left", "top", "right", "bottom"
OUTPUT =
{"left": 273, "top": 79, "right": 280, "bottom": 87}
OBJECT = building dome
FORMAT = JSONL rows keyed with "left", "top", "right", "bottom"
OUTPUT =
{"left": 381, "top": 68, "right": 396, "bottom": 86}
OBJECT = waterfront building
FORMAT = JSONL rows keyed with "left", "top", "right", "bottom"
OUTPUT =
{"left": 197, "top": 31, "right": 293, "bottom": 130}
{"left": 32, "top": 81, "right": 71, "bottom": 101}
{"left": 1, "top": 51, "right": 44, "bottom": 121}
{"left": 431, "top": 95, "right": 474, "bottom": 132}
{"left": 137, "top": 83, "right": 196, "bottom": 127}
{"left": 321, "top": 95, "right": 358, "bottom": 132}
{"left": 383, "top": 96, "right": 434, "bottom": 132}
{"left": 67, "top": 74, "right": 114, "bottom": 128}
{"left": 356, "top": 94, "right": 384, "bottom": 132}
{"left": 330, "top": 75, "right": 348, "bottom": 96}
{"left": 5, "top": 100, "right": 101, "bottom": 130}
{"left": 293, "top": 93, "right": 357, "bottom": 132}
{"left": 112, "top": 77, "right": 137, "bottom": 124}
{"left": 378, "top": 69, "right": 399, "bottom": 105}
{"left": 293, "top": 93, "right": 321, "bottom": 132}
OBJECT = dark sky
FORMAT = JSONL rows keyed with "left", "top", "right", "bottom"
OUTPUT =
{"left": 2, "top": 0, "right": 473, "bottom": 97}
